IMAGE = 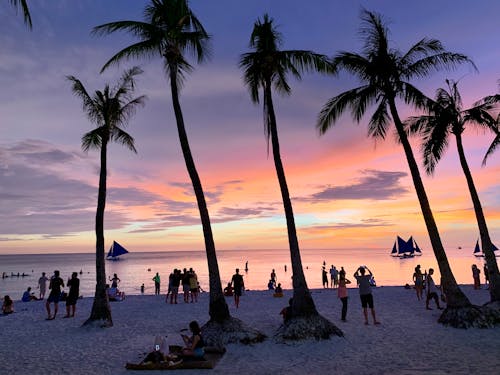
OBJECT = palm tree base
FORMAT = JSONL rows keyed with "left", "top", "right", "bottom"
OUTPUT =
{"left": 438, "top": 305, "right": 500, "bottom": 328}
{"left": 202, "top": 317, "right": 266, "bottom": 349}
{"left": 277, "top": 314, "right": 343, "bottom": 340}
{"left": 82, "top": 317, "right": 113, "bottom": 328}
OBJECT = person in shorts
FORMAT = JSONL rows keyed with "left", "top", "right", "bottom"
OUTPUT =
{"left": 64, "top": 272, "right": 80, "bottom": 318}
{"left": 46, "top": 270, "right": 64, "bottom": 320}
{"left": 353, "top": 266, "right": 380, "bottom": 325}
{"left": 231, "top": 268, "right": 244, "bottom": 308}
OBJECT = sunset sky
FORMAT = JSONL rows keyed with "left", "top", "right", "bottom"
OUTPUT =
{"left": 1, "top": 0, "right": 499, "bottom": 255}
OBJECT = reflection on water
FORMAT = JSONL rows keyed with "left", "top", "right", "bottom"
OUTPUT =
{"left": 0, "top": 248, "right": 489, "bottom": 299}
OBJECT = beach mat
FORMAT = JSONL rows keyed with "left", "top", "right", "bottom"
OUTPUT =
{"left": 126, "top": 349, "right": 225, "bottom": 371}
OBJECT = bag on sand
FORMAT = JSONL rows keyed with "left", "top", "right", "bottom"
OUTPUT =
{"left": 153, "top": 335, "right": 168, "bottom": 353}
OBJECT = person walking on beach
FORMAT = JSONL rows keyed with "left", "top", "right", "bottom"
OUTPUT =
{"left": 353, "top": 266, "right": 380, "bottom": 325}
{"left": 64, "top": 272, "right": 79, "bottom": 318}
{"left": 46, "top": 270, "right": 64, "bottom": 320}
{"left": 471, "top": 264, "right": 481, "bottom": 289}
{"left": 38, "top": 272, "right": 49, "bottom": 300}
{"left": 109, "top": 273, "right": 120, "bottom": 288}
{"left": 153, "top": 272, "right": 161, "bottom": 295}
{"left": 231, "top": 268, "right": 244, "bottom": 308}
{"left": 412, "top": 265, "right": 424, "bottom": 301}
{"left": 425, "top": 268, "right": 443, "bottom": 310}
{"left": 338, "top": 270, "right": 351, "bottom": 321}
{"left": 330, "top": 265, "right": 339, "bottom": 288}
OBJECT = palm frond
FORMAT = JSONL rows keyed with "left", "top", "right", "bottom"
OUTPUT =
{"left": 483, "top": 130, "right": 500, "bottom": 166}
{"left": 367, "top": 99, "right": 390, "bottom": 139}
{"left": 111, "top": 128, "right": 137, "bottom": 153}
{"left": 10, "top": 0, "right": 32, "bottom": 29}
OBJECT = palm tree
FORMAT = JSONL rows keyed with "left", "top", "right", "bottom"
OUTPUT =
{"left": 9, "top": 0, "right": 32, "bottom": 29}
{"left": 481, "top": 83, "right": 500, "bottom": 165}
{"left": 406, "top": 79, "right": 500, "bottom": 303}
{"left": 67, "top": 67, "right": 146, "bottom": 326}
{"left": 92, "top": 0, "right": 232, "bottom": 326}
{"left": 317, "top": 10, "right": 482, "bottom": 326}
{"left": 239, "top": 14, "right": 342, "bottom": 339}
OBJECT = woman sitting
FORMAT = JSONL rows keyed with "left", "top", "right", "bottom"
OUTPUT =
{"left": 182, "top": 321, "right": 205, "bottom": 359}
{"left": 223, "top": 283, "right": 233, "bottom": 297}
{"left": 273, "top": 283, "right": 283, "bottom": 297}
{"left": 2, "top": 295, "right": 14, "bottom": 314}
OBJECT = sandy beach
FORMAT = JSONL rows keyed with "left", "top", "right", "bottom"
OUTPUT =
{"left": 1, "top": 285, "right": 499, "bottom": 375}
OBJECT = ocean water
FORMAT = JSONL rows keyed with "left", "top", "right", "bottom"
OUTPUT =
{"left": 0, "top": 248, "right": 486, "bottom": 300}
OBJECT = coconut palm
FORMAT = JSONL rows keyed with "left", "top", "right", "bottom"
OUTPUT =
{"left": 92, "top": 0, "right": 232, "bottom": 326}
{"left": 406, "top": 79, "right": 500, "bottom": 303}
{"left": 67, "top": 67, "right": 146, "bottom": 326}
{"left": 480, "top": 84, "right": 500, "bottom": 165}
{"left": 9, "top": 0, "right": 31, "bottom": 28}
{"left": 239, "top": 14, "right": 341, "bottom": 339}
{"left": 317, "top": 10, "right": 482, "bottom": 326}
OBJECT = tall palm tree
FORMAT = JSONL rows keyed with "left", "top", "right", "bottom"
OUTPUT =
{"left": 92, "top": 0, "right": 231, "bottom": 323}
{"left": 67, "top": 67, "right": 146, "bottom": 326}
{"left": 406, "top": 79, "right": 500, "bottom": 303}
{"left": 317, "top": 10, "right": 477, "bottom": 325}
{"left": 239, "top": 14, "right": 342, "bottom": 339}
{"left": 9, "top": 0, "right": 32, "bottom": 29}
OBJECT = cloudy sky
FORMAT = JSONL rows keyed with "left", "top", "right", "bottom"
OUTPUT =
{"left": 1, "top": 0, "right": 499, "bottom": 254}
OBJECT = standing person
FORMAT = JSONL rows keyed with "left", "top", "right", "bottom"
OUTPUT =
{"left": 46, "top": 270, "right": 64, "bottom": 320}
{"left": 38, "top": 272, "right": 49, "bottom": 300}
{"left": 338, "top": 270, "right": 351, "bottom": 321}
{"left": 353, "top": 266, "right": 380, "bottom": 325}
{"left": 484, "top": 264, "right": 489, "bottom": 289}
{"left": 332, "top": 266, "right": 339, "bottom": 288}
{"left": 322, "top": 266, "right": 328, "bottom": 288}
{"left": 182, "top": 268, "right": 191, "bottom": 303}
{"left": 270, "top": 269, "right": 277, "bottom": 287}
{"left": 245, "top": 261, "right": 248, "bottom": 272}
{"left": 189, "top": 268, "right": 198, "bottom": 303}
{"left": 65, "top": 272, "right": 80, "bottom": 318}
{"left": 170, "top": 269, "right": 181, "bottom": 304}
{"left": 109, "top": 273, "right": 120, "bottom": 288}
{"left": 471, "top": 264, "right": 481, "bottom": 290}
{"left": 231, "top": 268, "right": 244, "bottom": 308}
{"left": 166, "top": 270, "right": 174, "bottom": 302}
{"left": 413, "top": 265, "right": 425, "bottom": 301}
{"left": 153, "top": 272, "right": 161, "bottom": 295}
{"left": 425, "top": 268, "right": 443, "bottom": 310}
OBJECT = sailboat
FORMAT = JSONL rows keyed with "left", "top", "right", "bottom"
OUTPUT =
{"left": 473, "top": 239, "right": 499, "bottom": 257}
{"left": 106, "top": 241, "right": 129, "bottom": 261}
{"left": 390, "top": 236, "right": 422, "bottom": 258}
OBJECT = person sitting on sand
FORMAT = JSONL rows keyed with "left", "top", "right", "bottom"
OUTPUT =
{"left": 223, "top": 282, "right": 233, "bottom": 297}
{"left": 21, "top": 287, "right": 38, "bottom": 302}
{"left": 182, "top": 321, "right": 205, "bottom": 358}
{"left": 353, "top": 266, "right": 380, "bottom": 325}
{"left": 425, "top": 268, "right": 443, "bottom": 310}
{"left": 273, "top": 283, "right": 283, "bottom": 297}
{"left": 107, "top": 284, "right": 125, "bottom": 301}
{"left": 2, "top": 295, "right": 14, "bottom": 315}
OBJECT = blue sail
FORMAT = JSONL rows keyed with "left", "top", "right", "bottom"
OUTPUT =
{"left": 107, "top": 241, "right": 129, "bottom": 259}
{"left": 397, "top": 236, "right": 411, "bottom": 254}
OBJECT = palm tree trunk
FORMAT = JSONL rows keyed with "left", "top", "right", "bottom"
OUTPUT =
{"left": 264, "top": 83, "right": 318, "bottom": 317}
{"left": 455, "top": 133, "right": 500, "bottom": 302}
{"left": 388, "top": 100, "right": 470, "bottom": 308}
{"left": 85, "top": 139, "right": 113, "bottom": 325}
{"left": 168, "top": 67, "right": 229, "bottom": 322}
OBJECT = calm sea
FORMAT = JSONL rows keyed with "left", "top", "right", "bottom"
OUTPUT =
{"left": 0, "top": 248, "right": 485, "bottom": 300}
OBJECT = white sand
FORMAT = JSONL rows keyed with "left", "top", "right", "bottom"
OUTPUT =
{"left": 1, "top": 285, "right": 499, "bottom": 375}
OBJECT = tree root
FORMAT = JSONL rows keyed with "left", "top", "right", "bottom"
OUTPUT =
{"left": 438, "top": 304, "right": 500, "bottom": 328}
{"left": 202, "top": 317, "right": 266, "bottom": 348}
{"left": 276, "top": 314, "right": 344, "bottom": 340}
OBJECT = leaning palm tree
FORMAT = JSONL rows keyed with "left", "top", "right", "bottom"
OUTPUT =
{"left": 92, "top": 1, "right": 262, "bottom": 343}
{"left": 8, "top": 0, "right": 32, "bottom": 29}
{"left": 317, "top": 10, "right": 496, "bottom": 327}
{"left": 67, "top": 67, "right": 146, "bottom": 327}
{"left": 240, "top": 14, "right": 342, "bottom": 339}
{"left": 406, "top": 79, "right": 500, "bottom": 303}
{"left": 480, "top": 83, "right": 500, "bottom": 165}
